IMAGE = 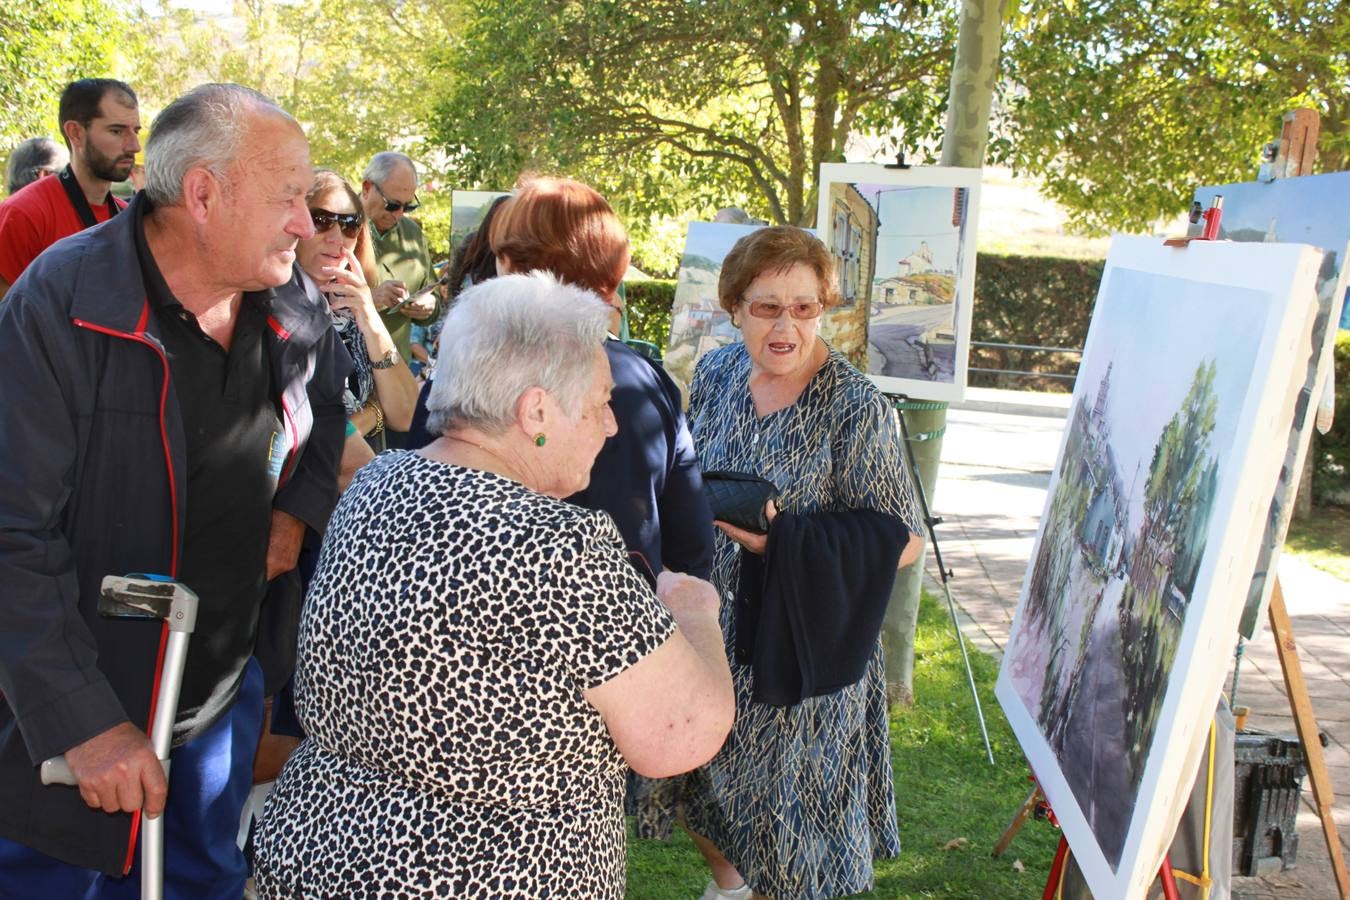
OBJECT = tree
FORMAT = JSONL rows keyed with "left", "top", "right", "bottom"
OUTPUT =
{"left": 1, "top": 0, "right": 123, "bottom": 149}
{"left": 428, "top": 0, "right": 959, "bottom": 230}
{"left": 1000, "top": 0, "right": 1350, "bottom": 234}
{"left": 883, "top": 0, "right": 1008, "bottom": 704}
{"left": 120, "top": 0, "right": 456, "bottom": 182}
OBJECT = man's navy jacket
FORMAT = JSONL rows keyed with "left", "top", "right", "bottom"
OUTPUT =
{"left": 0, "top": 196, "right": 349, "bottom": 875}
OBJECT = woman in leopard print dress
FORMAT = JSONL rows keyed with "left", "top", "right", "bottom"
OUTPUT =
{"left": 253, "top": 273, "right": 733, "bottom": 898}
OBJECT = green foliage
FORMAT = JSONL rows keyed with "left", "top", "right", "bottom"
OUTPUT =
{"left": 118, "top": 0, "right": 455, "bottom": 180}
{"left": 1312, "top": 330, "right": 1350, "bottom": 505}
{"left": 0, "top": 0, "right": 123, "bottom": 148}
{"left": 625, "top": 591, "right": 1058, "bottom": 898}
{"left": 623, "top": 280, "right": 676, "bottom": 350}
{"left": 1000, "top": 0, "right": 1350, "bottom": 234}
{"left": 412, "top": 192, "right": 455, "bottom": 264}
{"left": 428, "top": 0, "right": 959, "bottom": 228}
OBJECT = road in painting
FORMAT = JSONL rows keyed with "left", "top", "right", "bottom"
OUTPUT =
{"left": 1004, "top": 268, "right": 1265, "bottom": 868}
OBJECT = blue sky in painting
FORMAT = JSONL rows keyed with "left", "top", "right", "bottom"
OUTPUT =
{"left": 1074, "top": 268, "right": 1268, "bottom": 526}
{"left": 1193, "top": 172, "right": 1350, "bottom": 329}
{"left": 682, "top": 222, "right": 763, "bottom": 263}
{"left": 852, "top": 184, "right": 964, "bottom": 277}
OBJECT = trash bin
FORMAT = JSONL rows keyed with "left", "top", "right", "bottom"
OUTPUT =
{"left": 1232, "top": 728, "right": 1311, "bottom": 876}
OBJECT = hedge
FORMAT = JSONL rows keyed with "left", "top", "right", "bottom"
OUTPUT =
{"left": 624, "top": 279, "right": 677, "bottom": 349}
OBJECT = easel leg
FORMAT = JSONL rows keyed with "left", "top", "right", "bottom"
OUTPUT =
{"left": 1157, "top": 854, "right": 1181, "bottom": 900}
{"left": 993, "top": 785, "right": 1042, "bottom": 858}
{"left": 1268, "top": 577, "right": 1350, "bottom": 899}
{"left": 892, "top": 397, "right": 995, "bottom": 763}
{"left": 1041, "top": 836, "right": 1069, "bottom": 900}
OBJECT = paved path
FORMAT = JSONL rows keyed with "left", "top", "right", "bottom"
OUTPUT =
{"left": 929, "top": 403, "right": 1348, "bottom": 899}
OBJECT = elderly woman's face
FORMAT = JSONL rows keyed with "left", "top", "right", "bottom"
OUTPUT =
{"left": 736, "top": 262, "right": 824, "bottom": 379}
{"left": 545, "top": 347, "right": 617, "bottom": 497}
{"left": 297, "top": 187, "right": 360, "bottom": 283}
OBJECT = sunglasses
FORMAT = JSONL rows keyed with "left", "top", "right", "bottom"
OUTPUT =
{"left": 372, "top": 182, "right": 420, "bottom": 213}
{"left": 740, "top": 299, "right": 824, "bottom": 319}
{"left": 310, "top": 208, "right": 364, "bottom": 239}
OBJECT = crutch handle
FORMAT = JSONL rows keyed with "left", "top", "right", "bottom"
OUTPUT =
{"left": 40, "top": 755, "right": 76, "bottom": 786}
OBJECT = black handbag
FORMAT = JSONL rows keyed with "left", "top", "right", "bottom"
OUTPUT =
{"left": 702, "top": 470, "right": 779, "bottom": 534}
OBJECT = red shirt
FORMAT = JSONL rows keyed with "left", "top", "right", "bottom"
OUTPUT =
{"left": 0, "top": 174, "right": 125, "bottom": 285}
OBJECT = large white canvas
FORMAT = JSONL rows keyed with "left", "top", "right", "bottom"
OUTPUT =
{"left": 1190, "top": 174, "right": 1350, "bottom": 637}
{"left": 995, "top": 236, "right": 1321, "bottom": 900}
{"left": 815, "top": 163, "right": 981, "bottom": 401}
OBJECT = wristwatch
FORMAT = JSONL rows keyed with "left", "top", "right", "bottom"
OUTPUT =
{"left": 370, "top": 349, "right": 398, "bottom": 370}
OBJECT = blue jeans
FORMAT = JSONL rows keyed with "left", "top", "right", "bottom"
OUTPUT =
{"left": 0, "top": 658, "right": 265, "bottom": 900}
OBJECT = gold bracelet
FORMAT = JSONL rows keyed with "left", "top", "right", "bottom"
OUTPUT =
{"left": 364, "top": 400, "right": 385, "bottom": 437}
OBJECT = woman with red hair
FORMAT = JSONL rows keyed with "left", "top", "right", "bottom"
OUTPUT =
{"left": 409, "top": 175, "right": 715, "bottom": 585}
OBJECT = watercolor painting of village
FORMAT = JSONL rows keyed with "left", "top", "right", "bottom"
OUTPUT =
{"left": 995, "top": 237, "right": 1321, "bottom": 899}
{"left": 815, "top": 164, "right": 981, "bottom": 401}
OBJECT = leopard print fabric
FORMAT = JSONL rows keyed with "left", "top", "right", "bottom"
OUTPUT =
{"left": 253, "top": 451, "right": 676, "bottom": 898}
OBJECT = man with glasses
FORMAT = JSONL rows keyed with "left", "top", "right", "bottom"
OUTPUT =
{"left": 360, "top": 152, "right": 440, "bottom": 370}
{"left": 0, "top": 79, "right": 142, "bottom": 300}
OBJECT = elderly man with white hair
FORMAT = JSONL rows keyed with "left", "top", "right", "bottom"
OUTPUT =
{"left": 0, "top": 83, "right": 349, "bottom": 897}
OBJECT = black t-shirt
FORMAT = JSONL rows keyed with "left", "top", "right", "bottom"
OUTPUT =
{"left": 133, "top": 200, "right": 283, "bottom": 741}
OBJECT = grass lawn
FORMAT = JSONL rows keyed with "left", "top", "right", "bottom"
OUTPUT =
{"left": 625, "top": 591, "right": 1060, "bottom": 899}
{"left": 1284, "top": 505, "right": 1350, "bottom": 583}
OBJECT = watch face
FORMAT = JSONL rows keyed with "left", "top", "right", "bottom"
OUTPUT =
{"left": 372, "top": 350, "right": 398, "bottom": 369}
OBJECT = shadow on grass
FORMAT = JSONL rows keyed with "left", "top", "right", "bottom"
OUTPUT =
{"left": 1284, "top": 505, "right": 1350, "bottom": 583}
{"left": 625, "top": 591, "right": 1059, "bottom": 899}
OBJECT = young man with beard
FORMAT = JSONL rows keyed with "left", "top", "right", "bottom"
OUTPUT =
{"left": 0, "top": 79, "right": 141, "bottom": 299}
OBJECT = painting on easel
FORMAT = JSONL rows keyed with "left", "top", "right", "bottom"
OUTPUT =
{"left": 1191, "top": 172, "right": 1350, "bottom": 637}
{"left": 664, "top": 223, "right": 853, "bottom": 390}
{"left": 450, "top": 189, "right": 511, "bottom": 249}
{"left": 814, "top": 163, "right": 981, "bottom": 401}
{"left": 996, "top": 237, "right": 1321, "bottom": 900}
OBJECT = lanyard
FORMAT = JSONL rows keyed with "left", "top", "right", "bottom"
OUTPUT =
{"left": 57, "top": 165, "right": 120, "bottom": 229}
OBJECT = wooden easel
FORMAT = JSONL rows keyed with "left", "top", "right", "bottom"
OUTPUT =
{"left": 1248, "top": 108, "right": 1350, "bottom": 900}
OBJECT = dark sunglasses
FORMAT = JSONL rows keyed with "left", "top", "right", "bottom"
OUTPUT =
{"left": 740, "top": 299, "right": 824, "bottom": 319}
{"left": 310, "top": 208, "right": 364, "bottom": 238}
{"left": 372, "top": 182, "right": 420, "bottom": 213}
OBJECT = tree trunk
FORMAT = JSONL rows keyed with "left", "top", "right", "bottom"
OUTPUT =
{"left": 884, "top": 0, "right": 1008, "bottom": 705}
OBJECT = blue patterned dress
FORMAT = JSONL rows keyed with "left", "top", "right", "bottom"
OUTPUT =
{"left": 679, "top": 341, "right": 921, "bottom": 899}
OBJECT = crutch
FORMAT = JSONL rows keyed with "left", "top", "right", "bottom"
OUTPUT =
{"left": 42, "top": 574, "right": 199, "bottom": 900}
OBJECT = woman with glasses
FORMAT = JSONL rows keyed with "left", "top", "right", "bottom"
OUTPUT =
{"left": 673, "top": 226, "right": 925, "bottom": 900}
{"left": 295, "top": 169, "right": 419, "bottom": 471}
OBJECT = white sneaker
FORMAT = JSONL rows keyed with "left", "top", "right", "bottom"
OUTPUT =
{"left": 698, "top": 879, "right": 753, "bottom": 900}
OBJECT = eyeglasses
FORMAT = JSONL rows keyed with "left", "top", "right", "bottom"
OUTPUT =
{"left": 372, "top": 182, "right": 420, "bottom": 213}
{"left": 740, "top": 298, "right": 824, "bottom": 319}
{"left": 310, "top": 208, "right": 364, "bottom": 239}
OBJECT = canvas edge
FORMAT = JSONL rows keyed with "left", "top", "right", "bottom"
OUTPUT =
{"left": 994, "top": 237, "right": 1323, "bottom": 899}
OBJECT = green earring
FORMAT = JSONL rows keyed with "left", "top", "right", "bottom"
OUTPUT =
{"left": 534, "top": 433, "right": 546, "bottom": 447}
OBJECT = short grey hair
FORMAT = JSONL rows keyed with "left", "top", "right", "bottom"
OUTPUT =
{"left": 6, "top": 137, "right": 67, "bottom": 195}
{"left": 426, "top": 272, "right": 612, "bottom": 436}
{"left": 143, "top": 83, "right": 294, "bottom": 206}
{"left": 362, "top": 151, "right": 417, "bottom": 187}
